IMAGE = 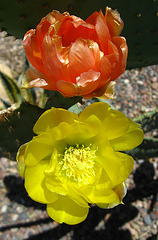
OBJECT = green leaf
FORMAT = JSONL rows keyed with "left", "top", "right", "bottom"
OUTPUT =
{"left": 0, "top": 97, "right": 11, "bottom": 108}
{"left": 0, "top": 71, "right": 23, "bottom": 105}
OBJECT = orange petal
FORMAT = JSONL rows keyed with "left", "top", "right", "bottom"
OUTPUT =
{"left": 98, "top": 55, "right": 113, "bottom": 87}
{"left": 23, "top": 29, "right": 45, "bottom": 74}
{"left": 95, "top": 10, "right": 111, "bottom": 54}
{"left": 84, "top": 81, "right": 115, "bottom": 99}
{"left": 23, "top": 68, "right": 56, "bottom": 90}
{"left": 105, "top": 7, "right": 124, "bottom": 37}
{"left": 104, "top": 40, "right": 119, "bottom": 75}
{"left": 56, "top": 80, "right": 80, "bottom": 97}
{"left": 69, "top": 38, "right": 100, "bottom": 81}
{"left": 86, "top": 11, "right": 99, "bottom": 25}
{"left": 41, "top": 35, "right": 71, "bottom": 82}
{"left": 45, "top": 10, "right": 66, "bottom": 23}
{"left": 36, "top": 17, "right": 51, "bottom": 51}
{"left": 110, "top": 36, "right": 128, "bottom": 81}
{"left": 76, "top": 69, "right": 101, "bottom": 95}
{"left": 58, "top": 15, "right": 97, "bottom": 47}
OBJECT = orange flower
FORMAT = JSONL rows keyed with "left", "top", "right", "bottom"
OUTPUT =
{"left": 23, "top": 7, "right": 128, "bottom": 98}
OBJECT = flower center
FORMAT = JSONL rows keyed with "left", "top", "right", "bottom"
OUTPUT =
{"left": 58, "top": 144, "right": 97, "bottom": 185}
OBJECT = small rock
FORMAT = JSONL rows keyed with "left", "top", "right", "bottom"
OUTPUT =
{"left": 144, "top": 214, "right": 152, "bottom": 225}
{"left": 1, "top": 205, "right": 7, "bottom": 213}
{"left": 151, "top": 82, "right": 158, "bottom": 90}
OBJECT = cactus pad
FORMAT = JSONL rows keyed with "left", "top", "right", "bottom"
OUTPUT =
{"left": 0, "top": 103, "right": 44, "bottom": 158}
{"left": 0, "top": 0, "right": 158, "bottom": 69}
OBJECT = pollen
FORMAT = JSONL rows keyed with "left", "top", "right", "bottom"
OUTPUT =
{"left": 58, "top": 144, "right": 97, "bottom": 185}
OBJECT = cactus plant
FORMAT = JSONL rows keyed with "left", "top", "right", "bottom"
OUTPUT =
{"left": 134, "top": 109, "right": 158, "bottom": 133}
{"left": 126, "top": 137, "right": 158, "bottom": 159}
{"left": 0, "top": 103, "right": 44, "bottom": 158}
{"left": 0, "top": 0, "right": 158, "bottom": 69}
{"left": 127, "top": 110, "right": 158, "bottom": 159}
{"left": 0, "top": 0, "right": 157, "bottom": 160}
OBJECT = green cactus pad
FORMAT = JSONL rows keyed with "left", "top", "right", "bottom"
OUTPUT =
{"left": 0, "top": 0, "right": 158, "bottom": 69}
{"left": 0, "top": 103, "right": 44, "bottom": 158}
{"left": 127, "top": 137, "right": 158, "bottom": 159}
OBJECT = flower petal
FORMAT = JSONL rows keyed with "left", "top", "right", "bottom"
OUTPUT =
{"left": 58, "top": 15, "right": 97, "bottom": 47}
{"left": 84, "top": 81, "right": 115, "bottom": 99}
{"left": 79, "top": 102, "right": 110, "bottom": 122}
{"left": 36, "top": 17, "right": 51, "bottom": 51}
{"left": 66, "top": 184, "right": 89, "bottom": 208}
{"left": 57, "top": 80, "right": 80, "bottom": 97}
{"left": 76, "top": 70, "right": 101, "bottom": 95}
{"left": 110, "top": 36, "right": 128, "bottom": 81}
{"left": 82, "top": 185, "right": 118, "bottom": 204}
{"left": 41, "top": 35, "right": 70, "bottom": 82}
{"left": 96, "top": 139, "right": 122, "bottom": 185}
{"left": 16, "top": 143, "right": 28, "bottom": 177}
{"left": 22, "top": 68, "right": 56, "bottom": 90}
{"left": 45, "top": 177, "right": 68, "bottom": 196}
{"left": 24, "top": 133, "right": 54, "bottom": 166}
{"left": 95, "top": 10, "right": 111, "bottom": 53}
{"left": 102, "top": 108, "right": 130, "bottom": 140}
{"left": 114, "top": 152, "right": 134, "bottom": 184}
{"left": 69, "top": 38, "right": 99, "bottom": 81}
{"left": 97, "top": 140, "right": 134, "bottom": 186}
{"left": 86, "top": 11, "right": 98, "bottom": 25}
{"left": 23, "top": 29, "right": 45, "bottom": 74}
{"left": 105, "top": 7, "right": 124, "bottom": 37}
{"left": 79, "top": 100, "right": 131, "bottom": 141}
{"left": 33, "top": 107, "right": 77, "bottom": 134}
{"left": 25, "top": 159, "right": 58, "bottom": 203}
{"left": 97, "top": 182, "right": 127, "bottom": 209}
{"left": 47, "top": 195, "right": 89, "bottom": 224}
{"left": 110, "top": 122, "right": 144, "bottom": 151}
{"left": 98, "top": 55, "right": 113, "bottom": 87}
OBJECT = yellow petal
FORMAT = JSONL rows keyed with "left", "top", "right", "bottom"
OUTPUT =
{"left": 67, "top": 184, "right": 90, "bottom": 208}
{"left": 95, "top": 168, "right": 112, "bottom": 191}
{"left": 44, "top": 148, "right": 68, "bottom": 195}
{"left": 47, "top": 195, "right": 89, "bottom": 224}
{"left": 50, "top": 122, "right": 74, "bottom": 141}
{"left": 97, "top": 182, "right": 127, "bottom": 209}
{"left": 79, "top": 102, "right": 110, "bottom": 122}
{"left": 110, "top": 128, "right": 144, "bottom": 151}
{"left": 80, "top": 103, "right": 130, "bottom": 140}
{"left": 45, "top": 177, "right": 68, "bottom": 196}
{"left": 44, "top": 148, "right": 89, "bottom": 208}
{"left": 96, "top": 139, "right": 121, "bottom": 185}
{"left": 16, "top": 143, "right": 28, "bottom": 177}
{"left": 24, "top": 133, "right": 54, "bottom": 166}
{"left": 82, "top": 114, "right": 102, "bottom": 134}
{"left": 33, "top": 107, "right": 77, "bottom": 134}
{"left": 114, "top": 182, "right": 127, "bottom": 202}
{"left": 102, "top": 109, "right": 129, "bottom": 140}
{"left": 97, "top": 140, "right": 134, "bottom": 186}
{"left": 82, "top": 185, "right": 118, "bottom": 204}
{"left": 115, "top": 152, "right": 134, "bottom": 184}
{"left": 25, "top": 159, "right": 58, "bottom": 204}
{"left": 62, "top": 120, "right": 100, "bottom": 147}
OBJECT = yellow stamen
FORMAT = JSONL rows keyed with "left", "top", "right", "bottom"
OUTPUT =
{"left": 57, "top": 144, "right": 97, "bottom": 185}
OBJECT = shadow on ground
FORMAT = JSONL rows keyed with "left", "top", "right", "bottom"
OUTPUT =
{"left": 1, "top": 161, "right": 158, "bottom": 240}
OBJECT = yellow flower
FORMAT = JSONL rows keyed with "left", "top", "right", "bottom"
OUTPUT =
{"left": 16, "top": 102, "right": 143, "bottom": 225}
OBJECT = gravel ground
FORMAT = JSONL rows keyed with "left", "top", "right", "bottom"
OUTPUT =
{"left": 0, "top": 31, "right": 158, "bottom": 240}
